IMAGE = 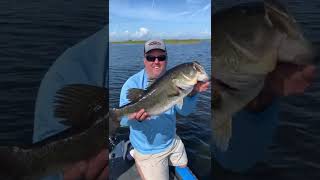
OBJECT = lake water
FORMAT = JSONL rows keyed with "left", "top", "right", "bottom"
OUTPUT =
{"left": 109, "top": 40, "right": 212, "bottom": 179}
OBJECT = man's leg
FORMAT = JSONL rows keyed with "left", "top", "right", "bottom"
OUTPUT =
{"left": 169, "top": 135, "right": 188, "bottom": 167}
{"left": 133, "top": 149, "right": 170, "bottom": 180}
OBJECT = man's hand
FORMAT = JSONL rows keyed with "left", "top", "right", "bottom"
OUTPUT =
{"left": 194, "top": 81, "right": 210, "bottom": 92}
{"left": 128, "top": 109, "right": 150, "bottom": 121}
{"left": 189, "top": 81, "right": 210, "bottom": 96}
{"left": 63, "top": 149, "right": 108, "bottom": 180}
{"left": 246, "top": 63, "right": 316, "bottom": 111}
{"left": 265, "top": 63, "right": 316, "bottom": 96}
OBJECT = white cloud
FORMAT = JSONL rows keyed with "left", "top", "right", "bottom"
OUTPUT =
{"left": 110, "top": 27, "right": 152, "bottom": 41}
{"left": 132, "top": 27, "right": 150, "bottom": 39}
{"left": 110, "top": 31, "right": 117, "bottom": 36}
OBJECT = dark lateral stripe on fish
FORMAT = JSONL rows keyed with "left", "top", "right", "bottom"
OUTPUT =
{"left": 54, "top": 84, "right": 108, "bottom": 130}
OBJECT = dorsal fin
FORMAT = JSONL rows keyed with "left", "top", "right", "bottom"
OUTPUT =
{"left": 54, "top": 84, "right": 108, "bottom": 130}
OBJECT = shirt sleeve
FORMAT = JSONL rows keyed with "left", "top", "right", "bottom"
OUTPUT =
{"left": 119, "top": 79, "right": 134, "bottom": 127}
{"left": 175, "top": 93, "right": 199, "bottom": 116}
{"left": 212, "top": 99, "right": 280, "bottom": 172}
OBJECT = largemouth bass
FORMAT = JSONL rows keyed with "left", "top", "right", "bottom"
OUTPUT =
{"left": 0, "top": 85, "right": 108, "bottom": 179}
{"left": 212, "top": 0, "right": 315, "bottom": 151}
{"left": 110, "top": 61, "right": 209, "bottom": 126}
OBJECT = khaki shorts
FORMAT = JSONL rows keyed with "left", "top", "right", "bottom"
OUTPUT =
{"left": 133, "top": 135, "right": 188, "bottom": 180}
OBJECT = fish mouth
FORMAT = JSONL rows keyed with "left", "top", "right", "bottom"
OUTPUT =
{"left": 177, "top": 86, "right": 184, "bottom": 91}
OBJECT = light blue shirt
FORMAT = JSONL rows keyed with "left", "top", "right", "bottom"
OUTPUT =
{"left": 33, "top": 26, "right": 108, "bottom": 179}
{"left": 120, "top": 69, "right": 198, "bottom": 154}
{"left": 212, "top": 100, "right": 280, "bottom": 172}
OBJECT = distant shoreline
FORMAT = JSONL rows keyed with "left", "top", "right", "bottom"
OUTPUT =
{"left": 111, "top": 39, "right": 209, "bottom": 44}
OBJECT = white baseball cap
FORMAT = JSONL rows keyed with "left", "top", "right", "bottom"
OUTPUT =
{"left": 144, "top": 39, "right": 166, "bottom": 53}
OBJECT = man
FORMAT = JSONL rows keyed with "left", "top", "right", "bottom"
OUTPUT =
{"left": 33, "top": 26, "right": 108, "bottom": 180}
{"left": 119, "top": 39, "right": 210, "bottom": 180}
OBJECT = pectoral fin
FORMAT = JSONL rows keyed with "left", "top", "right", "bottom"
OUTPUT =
{"left": 213, "top": 113, "right": 232, "bottom": 151}
{"left": 127, "top": 88, "right": 145, "bottom": 102}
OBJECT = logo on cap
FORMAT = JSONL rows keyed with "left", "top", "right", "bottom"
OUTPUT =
{"left": 148, "top": 41, "right": 161, "bottom": 46}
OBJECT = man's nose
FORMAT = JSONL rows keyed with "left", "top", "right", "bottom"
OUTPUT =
{"left": 154, "top": 58, "right": 160, "bottom": 63}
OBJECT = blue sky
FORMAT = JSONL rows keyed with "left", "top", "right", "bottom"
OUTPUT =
{"left": 109, "top": 0, "right": 211, "bottom": 41}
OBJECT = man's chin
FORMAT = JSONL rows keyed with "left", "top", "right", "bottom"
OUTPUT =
{"left": 152, "top": 69, "right": 163, "bottom": 76}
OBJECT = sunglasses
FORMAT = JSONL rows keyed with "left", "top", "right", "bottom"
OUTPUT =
{"left": 145, "top": 55, "right": 167, "bottom": 62}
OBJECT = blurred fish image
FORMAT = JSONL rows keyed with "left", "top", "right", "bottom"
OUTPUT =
{"left": 0, "top": 84, "right": 108, "bottom": 179}
{"left": 212, "top": 0, "right": 315, "bottom": 151}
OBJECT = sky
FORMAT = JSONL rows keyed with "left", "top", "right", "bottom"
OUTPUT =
{"left": 109, "top": 0, "right": 211, "bottom": 41}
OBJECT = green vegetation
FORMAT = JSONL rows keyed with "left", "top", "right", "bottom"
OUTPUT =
{"left": 112, "top": 40, "right": 145, "bottom": 44}
{"left": 111, "top": 39, "right": 207, "bottom": 44}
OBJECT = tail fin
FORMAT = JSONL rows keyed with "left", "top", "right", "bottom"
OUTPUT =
{"left": 54, "top": 84, "right": 108, "bottom": 131}
{"left": 109, "top": 108, "right": 121, "bottom": 135}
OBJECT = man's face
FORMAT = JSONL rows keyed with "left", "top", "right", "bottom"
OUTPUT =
{"left": 144, "top": 49, "right": 167, "bottom": 79}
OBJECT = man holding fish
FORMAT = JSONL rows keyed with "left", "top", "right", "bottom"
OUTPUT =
{"left": 118, "top": 39, "right": 210, "bottom": 180}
